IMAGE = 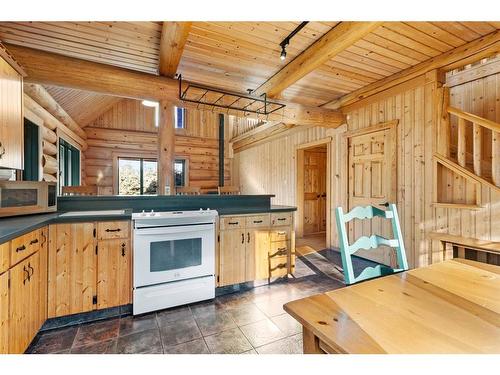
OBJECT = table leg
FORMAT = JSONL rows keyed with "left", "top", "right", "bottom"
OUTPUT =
{"left": 302, "top": 326, "right": 323, "bottom": 354}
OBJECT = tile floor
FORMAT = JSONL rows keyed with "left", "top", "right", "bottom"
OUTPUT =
{"left": 27, "top": 246, "right": 353, "bottom": 354}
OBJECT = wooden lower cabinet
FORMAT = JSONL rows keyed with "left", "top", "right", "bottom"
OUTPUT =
{"left": 48, "top": 223, "right": 96, "bottom": 318}
{"left": 0, "top": 271, "right": 9, "bottom": 354}
{"left": 97, "top": 239, "right": 131, "bottom": 309}
{"left": 218, "top": 213, "right": 295, "bottom": 287}
{"left": 219, "top": 229, "right": 246, "bottom": 286}
{"left": 245, "top": 229, "right": 270, "bottom": 281}
{"left": 9, "top": 252, "right": 40, "bottom": 354}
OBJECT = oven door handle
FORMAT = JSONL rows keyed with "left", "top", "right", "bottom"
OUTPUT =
{"left": 134, "top": 223, "right": 215, "bottom": 236}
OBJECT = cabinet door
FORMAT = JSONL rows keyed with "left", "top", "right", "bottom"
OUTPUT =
{"left": 0, "top": 271, "right": 9, "bottom": 354}
{"left": 245, "top": 229, "right": 270, "bottom": 281}
{"left": 0, "top": 56, "right": 23, "bottom": 170}
{"left": 219, "top": 229, "right": 246, "bottom": 286}
{"left": 48, "top": 223, "right": 96, "bottom": 318}
{"left": 9, "top": 252, "right": 39, "bottom": 354}
{"left": 97, "top": 239, "right": 131, "bottom": 309}
{"left": 38, "top": 227, "right": 48, "bottom": 328}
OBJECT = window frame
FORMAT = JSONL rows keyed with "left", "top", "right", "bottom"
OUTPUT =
{"left": 174, "top": 158, "right": 188, "bottom": 187}
{"left": 117, "top": 156, "right": 158, "bottom": 195}
{"left": 58, "top": 136, "right": 81, "bottom": 193}
{"left": 174, "top": 107, "right": 186, "bottom": 130}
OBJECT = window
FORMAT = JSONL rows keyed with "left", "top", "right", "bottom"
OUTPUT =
{"left": 174, "top": 107, "right": 186, "bottom": 129}
{"left": 23, "top": 118, "right": 39, "bottom": 181}
{"left": 59, "top": 138, "right": 80, "bottom": 193}
{"left": 174, "top": 159, "right": 186, "bottom": 187}
{"left": 118, "top": 157, "right": 158, "bottom": 195}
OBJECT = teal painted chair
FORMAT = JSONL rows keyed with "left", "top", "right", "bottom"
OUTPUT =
{"left": 335, "top": 204, "right": 408, "bottom": 285}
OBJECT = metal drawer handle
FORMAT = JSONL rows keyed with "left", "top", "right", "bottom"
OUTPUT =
{"left": 277, "top": 218, "right": 287, "bottom": 221}
{"left": 30, "top": 239, "right": 39, "bottom": 245}
{"left": 105, "top": 228, "right": 121, "bottom": 232}
{"left": 23, "top": 266, "right": 29, "bottom": 284}
{"left": 228, "top": 221, "right": 239, "bottom": 225}
{"left": 16, "top": 245, "right": 26, "bottom": 252}
{"left": 253, "top": 220, "right": 263, "bottom": 224}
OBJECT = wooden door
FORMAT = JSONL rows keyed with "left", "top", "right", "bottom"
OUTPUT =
{"left": 303, "top": 149, "right": 327, "bottom": 235}
{"left": 348, "top": 127, "right": 397, "bottom": 265}
{"left": 0, "top": 271, "right": 9, "bottom": 354}
{"left": 0, "top": 55, "right": 23, "bottom": 170}
{"left": 48, "top": 223, "right": 96, "bottom": 318}
{"left": 219, "top": 229, "right": 246, "bottom": 286}
{"left": 245, "top": 229, "right": 270, "bottom": 281}
{"left": 97, "top": 239, "right": 131, "bottom": 309}
{"left": 9, "top": 252, "right": 39, "bottom": 354}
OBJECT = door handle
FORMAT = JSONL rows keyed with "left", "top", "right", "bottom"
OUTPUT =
{"left": 121, "top": 243, "right": 126, "bottom": 257}
{"left": 247, "top": 232, "right": 250, "bottom": 243}
{"left": 241, "top": 233, "right": 244, "bottom": 244}
{"left": 23, "top": 266, "right": 29, "bottom": 285}
{"left": 28, "top": 263, "right": 34, "bottom": 279}
{"left": 321, "top": 193, "right": 326, "bottom": 198}
{"left": 380, "top": 202, "right": 390, "bottom": 207}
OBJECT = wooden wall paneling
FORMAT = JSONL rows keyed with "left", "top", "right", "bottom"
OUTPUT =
{"left": 0, "top": 270, "right": 8, "bottom": 354}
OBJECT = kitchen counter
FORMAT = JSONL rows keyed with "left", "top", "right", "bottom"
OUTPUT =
{"left": 0, "top": 202, "right": 296, "bottom": 244}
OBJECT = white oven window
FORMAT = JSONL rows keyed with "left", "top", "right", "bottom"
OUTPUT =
{"left": 150, "top": 238, "right": 202, "bottom": 272}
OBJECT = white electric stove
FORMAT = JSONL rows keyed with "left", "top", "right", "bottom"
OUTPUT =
{"left": 132, "top": 209, "right": 218, "bottom": 315}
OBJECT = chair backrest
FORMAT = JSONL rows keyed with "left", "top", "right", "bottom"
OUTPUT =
{"left": 61, "top": 185, "right": 98, "bottom": 196}
{"left": 218, "top": 186, "right": 240, "bottom": 195}
{"left": 176, "top": 186, "right": 201, "bottom": 195}
{"left": 335, "top": 204, "right": 408, "bottom": 285}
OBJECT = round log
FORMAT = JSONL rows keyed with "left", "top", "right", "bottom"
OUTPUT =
{"left": 42, "top": 140, "right": 58, "bottom": 156}
{"left": 42, "top": 154, "right": 58, "bottom": 171}
{"left": 43, "top": 173, "right": 57, "bottom": 182}
{"left": 42, "top": 126, "right": 57, "bottom": 144}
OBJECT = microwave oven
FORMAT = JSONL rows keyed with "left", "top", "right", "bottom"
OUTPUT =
{"left": 0, "top": 181, "right": 57, "bottom": 218}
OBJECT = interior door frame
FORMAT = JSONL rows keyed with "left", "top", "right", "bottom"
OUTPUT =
{"left": 296, "top": 137, "right": 332, "bottom": 244}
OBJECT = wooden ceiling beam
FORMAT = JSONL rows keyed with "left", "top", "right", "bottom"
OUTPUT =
{"left": 24, "top": 83, "right": 87, "bottom": 139}
{"left": 232, "top": 121, "right": 296, "bottom": 152}
{"left": 322, "top": 30, "right": 500, "bottom": 110}
{"left": 253, "top": 22, "right": 382, "bottom": 98}
{"left": 6, "top": 43, "right": 345, "bottom": 127}
{"left": 159, "top": 22, "right": 192, "bottom": 77}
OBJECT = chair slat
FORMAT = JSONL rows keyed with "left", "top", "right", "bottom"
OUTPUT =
{"left": 348, "top": 235, "right": 399, "bottom": 254}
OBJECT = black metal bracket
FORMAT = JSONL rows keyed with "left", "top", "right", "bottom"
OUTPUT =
{"left": 178, "top": 75, "right": 285, "bottom": 116}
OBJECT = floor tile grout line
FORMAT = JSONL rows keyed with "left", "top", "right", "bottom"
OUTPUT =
{"left": 155, "top": 312, "right": 166, "bottom": 354}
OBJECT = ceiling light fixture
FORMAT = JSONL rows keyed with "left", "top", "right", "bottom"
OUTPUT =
{"left": 141, "top": 100, "right": 159, "bottom": 107}
{"left": 279, "top": 21, "right": 309, "bottom": 62}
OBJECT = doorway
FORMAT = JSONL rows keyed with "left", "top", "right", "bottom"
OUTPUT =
{"left": 296, "top": 138, "right": 331, "bottom": 255}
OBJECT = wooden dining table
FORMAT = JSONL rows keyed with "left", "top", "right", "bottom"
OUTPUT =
{"left": 284, "top": 259, "right": 500, "bottom": 354}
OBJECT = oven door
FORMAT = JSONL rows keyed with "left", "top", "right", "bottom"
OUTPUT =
{"left": 133, "top": 223, "right": 215, "bottom": 288}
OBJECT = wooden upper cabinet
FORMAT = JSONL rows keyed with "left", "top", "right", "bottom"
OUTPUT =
{"left": 97, "top": 239, "right": 131, "bottom": 309}
{"left": 48, "top": 223, "right": 96, "bottom": 318}
{"left": 0, "top": 50, "right": 24, "bottom": 170}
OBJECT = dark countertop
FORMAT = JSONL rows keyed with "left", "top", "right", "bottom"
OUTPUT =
{"left": 0, "top": 205, "right": 295, "bottom": 244}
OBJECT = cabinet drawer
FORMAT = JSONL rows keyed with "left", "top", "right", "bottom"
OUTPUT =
{"left": 270, "top": 227, "right": 292, "bottom": 242}
{"left": 269, "top": 256, "right": 288, "bottom": 278}
{"left": 269, "top": 241, "right": 289, "bottom": 258}
{"left": 10, "top": 229, "right": 41, "bottom": 265}
{"left": 97, "top": 221, "right": 130, "bottom": 240}
{"left": 245, "top": 214, "right": 270, "bottom": 228}
{"left": 0, "top": 242, "right": 9, "bottom": 274}
{"left": 220, "top": 216, "right": 244, "bottom": 230}
{"left": 271, "top": 212, "right": 293, "bottom": 227}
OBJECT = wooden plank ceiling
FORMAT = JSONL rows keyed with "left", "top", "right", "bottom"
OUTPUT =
{"left": 1, "top": 21, "right": 499, "bottom": 120}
